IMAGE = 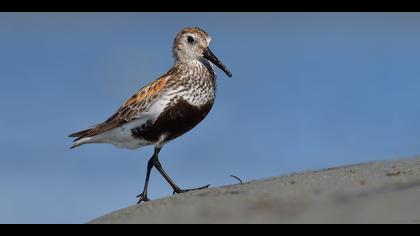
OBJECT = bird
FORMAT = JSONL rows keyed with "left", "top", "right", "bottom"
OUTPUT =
{"left": 69, "top": 27, "right": 232, "bottom": 204}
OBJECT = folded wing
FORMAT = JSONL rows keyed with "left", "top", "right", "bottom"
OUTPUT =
{"left": 69, "top": 76, "right": 170, "bottom": 142}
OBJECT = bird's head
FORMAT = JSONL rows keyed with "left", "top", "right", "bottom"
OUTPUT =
{"left": 173, "top": 27, "right": 232, "bottom": 78}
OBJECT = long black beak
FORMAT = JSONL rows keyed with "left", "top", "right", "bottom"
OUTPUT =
{"left": 203, "top": 47, "right": 232, "bottom": 78}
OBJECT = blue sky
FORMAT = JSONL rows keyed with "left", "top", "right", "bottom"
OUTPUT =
{"left": 1, "top": 13, "right": 420, "bottom": 223}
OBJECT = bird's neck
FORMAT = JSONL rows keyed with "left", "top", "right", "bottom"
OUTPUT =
{"left": 175, "top": 58, "right": 215, "bottom": 78}
{"left": 171, "top": 59, "right": 216, "bottom": 106}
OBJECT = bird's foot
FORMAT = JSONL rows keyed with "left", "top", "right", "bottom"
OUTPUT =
{"left": 136, "top": 192, "right": 150, "bottom": 204}
{"left": 173, "top": 184, "right": 211, "bottom": 195}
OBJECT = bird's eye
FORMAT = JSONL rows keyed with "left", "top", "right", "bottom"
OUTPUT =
{"left": 187, "top": 36, "right": 194, "bottom": 43}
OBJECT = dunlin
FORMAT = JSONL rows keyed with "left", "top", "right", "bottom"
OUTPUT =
{"left": 69, "top": 27, "right": 232, "bottom": 203}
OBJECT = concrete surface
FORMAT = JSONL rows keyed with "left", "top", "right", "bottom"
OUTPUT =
{"left": 89, "top": 157, "right": 420, "bottom": 224}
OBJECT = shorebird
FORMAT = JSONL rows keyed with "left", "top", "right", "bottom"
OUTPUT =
{"left": 69, "top": 27, "right": 232, "bottom": 204}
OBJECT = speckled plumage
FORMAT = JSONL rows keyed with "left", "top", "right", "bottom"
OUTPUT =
{"left": 69, "top": 27, "right": 231, "bottom": 150}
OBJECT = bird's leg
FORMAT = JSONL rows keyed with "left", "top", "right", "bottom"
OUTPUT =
{"left": 136, "top": 150, "right": 157, "bottom": 204}
{"left": 151, "top": 148, "right": 210, "bottom": 195}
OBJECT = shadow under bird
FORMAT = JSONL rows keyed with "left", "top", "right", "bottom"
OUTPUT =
{"left": 69, "top": 27, "right": 232, "bottom": 204}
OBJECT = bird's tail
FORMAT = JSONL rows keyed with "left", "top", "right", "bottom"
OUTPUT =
{"left": 69, "top": 128, "right": 93, "bottom": 149}
{"left": 69, "top": 128, "right": 91, "bottom": 139}
{"left": 70, "top": 139, "right": 87, "bottom": 149}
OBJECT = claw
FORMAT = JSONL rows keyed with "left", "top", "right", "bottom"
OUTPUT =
{"left": 136, "top": 193, "right": 150, "bottom": 204}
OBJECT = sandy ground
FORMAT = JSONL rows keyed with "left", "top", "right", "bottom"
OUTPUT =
{"left": 89, "top": 157, "right": 420, "bottom": 224}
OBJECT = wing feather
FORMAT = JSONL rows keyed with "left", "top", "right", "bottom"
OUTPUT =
{"left": 69, "top": 76, "right": 170, "bottom": 140}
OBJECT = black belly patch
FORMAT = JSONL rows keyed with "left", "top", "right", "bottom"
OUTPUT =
{"left": 131, "top": 99, "right": 213, "bottom": 143}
